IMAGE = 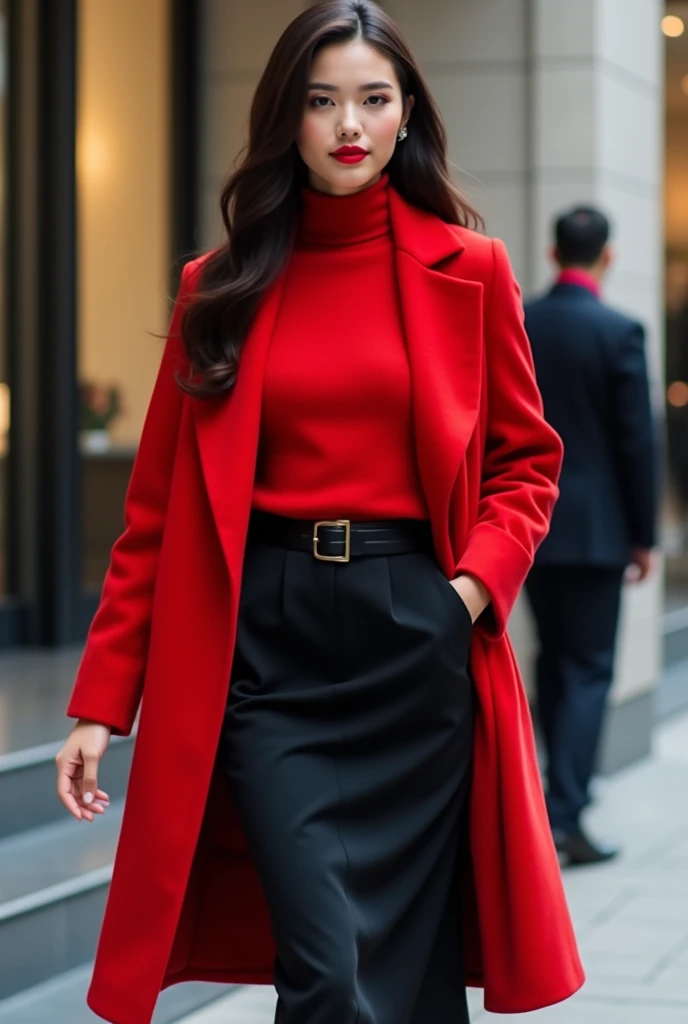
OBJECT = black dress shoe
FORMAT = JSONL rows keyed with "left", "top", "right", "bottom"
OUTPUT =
{"left": 552, "top": 828, "right": 620, "bottom": 866}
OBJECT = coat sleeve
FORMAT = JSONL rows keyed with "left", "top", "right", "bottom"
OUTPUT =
{"left": 66, "top": 263, "right": 194, "bottom": 735}
{"left": 455, "top": 239, "right": 563, "bottom": 639}
{"left": 609, "top": 321, "right": 658, "bottom": 550}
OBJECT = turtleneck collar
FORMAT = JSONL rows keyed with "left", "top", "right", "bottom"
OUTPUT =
{"left": 297, "top": 172, "right": 391, "bottom": 248}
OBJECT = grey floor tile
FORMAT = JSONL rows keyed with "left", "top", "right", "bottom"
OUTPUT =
{"left": 485, "top": 997, "right": 688, "bottom": 1022}
{"left": 583, "top": 951, "right": 671, "bottom": 984}
{"left": 579, "top": 919, "right": 687, "bottom": 962}
{"left": 583, "top": 976, "right": 688, "bottom": 1004}
{"left": 467, "top": 986, "right": 485, "bottom": 1018}
{"left": 652, "top": 940, "right": 688, "bottom": 987}
{"left": 604, "top": 891, "right": 688, "bottom": 926}
{"left": 655, "top": 712, "right": 688, "bottom": 762}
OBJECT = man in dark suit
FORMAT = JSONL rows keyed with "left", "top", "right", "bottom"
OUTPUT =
{"left": 524, "top": 206, "right": 658, "bottom": 865}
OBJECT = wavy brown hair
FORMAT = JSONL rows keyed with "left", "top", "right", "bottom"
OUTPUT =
{"left": 181, "top": 0, "right": 482, "bottom": 398}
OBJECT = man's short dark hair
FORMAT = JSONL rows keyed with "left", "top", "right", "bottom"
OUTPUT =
{"left": 554, "top": 206, "right": 611, "bottom": 266}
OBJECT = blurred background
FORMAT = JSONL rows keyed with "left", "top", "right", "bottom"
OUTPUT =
{"left": 0, "top": 2, "right": 686, "bottom": 1022}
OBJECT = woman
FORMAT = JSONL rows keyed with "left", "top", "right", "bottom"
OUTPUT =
{"left": 56, "top": 3, "right": 584, "bottom": 1022}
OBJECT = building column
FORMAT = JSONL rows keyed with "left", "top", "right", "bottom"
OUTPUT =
{"left": 7, "top": 0, "right": 81, "bottom": 644}
{"left": 386, "top": 0, "right": 664, "bottom": 768}
{"left": 383, "top": 0, "right": 532, "bottom": 279}
{"left": 527, "top": 0, "right": 664, "bottom": 769}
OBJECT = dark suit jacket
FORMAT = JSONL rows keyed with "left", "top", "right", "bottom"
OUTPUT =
{"left": 524, "top": 282, "right": 657, "bottom": 566}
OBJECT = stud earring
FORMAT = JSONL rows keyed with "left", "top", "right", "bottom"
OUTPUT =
{"left": 397, "top": 126, "right": 408, "bottom": 142}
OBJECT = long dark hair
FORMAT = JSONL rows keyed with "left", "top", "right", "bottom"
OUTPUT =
{"left": 181, "top": 0, "right": 482, "bottom": 398}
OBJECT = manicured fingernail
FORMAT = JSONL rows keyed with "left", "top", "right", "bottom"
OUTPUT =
{"left": 84, "top": 792, "right": 93, "bottom": 804}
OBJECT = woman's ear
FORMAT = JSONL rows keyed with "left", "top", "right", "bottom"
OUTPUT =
{"left": 402, "top": 94, "right": 415, "bottom": 129}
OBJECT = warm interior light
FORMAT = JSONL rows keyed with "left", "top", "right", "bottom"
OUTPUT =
{"left": 682, "top": 73, "right": 688, "bottom": 96}
{"left": 77, "top": 129, "right": 110, "bottom": 183}
{"left": 662, "top": 14, "right": 685, "bottom": 37}
{"left": 668, "top": 381, "right": 688, "bottom": 407}
{"left": 0, "top": 383, "right": 9, "bottom": 456}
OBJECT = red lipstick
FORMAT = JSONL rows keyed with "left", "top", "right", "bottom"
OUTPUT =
{"left": 330, "top": 145, "right": 368, "bottom": 164}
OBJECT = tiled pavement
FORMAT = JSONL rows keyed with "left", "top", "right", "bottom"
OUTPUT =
{"left": 175, "top": 708, "right": 688, "bottom": 1023}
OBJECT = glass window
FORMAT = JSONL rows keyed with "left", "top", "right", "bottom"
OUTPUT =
{"left": 77, "top": 0, "right": 171, "bottom": 590}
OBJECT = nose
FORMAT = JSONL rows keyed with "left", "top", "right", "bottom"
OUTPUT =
{"left": 337, "top": 102, "right": 362, "bottom": 139}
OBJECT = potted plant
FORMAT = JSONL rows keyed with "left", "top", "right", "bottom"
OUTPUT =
{"left": 79, "top": 381, "right": 123, "bottom": 453}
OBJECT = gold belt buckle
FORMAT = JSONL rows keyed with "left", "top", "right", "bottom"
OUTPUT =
{"left": 313, "top": 520, "right": 351, "bottom": 562}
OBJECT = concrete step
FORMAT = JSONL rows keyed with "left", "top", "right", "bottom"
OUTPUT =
{"left": 0, "top": 651, "right": 218, "bottom": 1017}
{"left": 0, "top": 803, "right": 121, "bottom": 999}
{"left": 0, "top": 754, "right": 229, "bottom": 1022}
{"left": 0, "top": 962, "right": 229, "bottom": 1023}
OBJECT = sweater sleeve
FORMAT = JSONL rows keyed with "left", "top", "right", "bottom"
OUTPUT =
{"left": 66, "top": 263, "right": 193, "bottom": 735}
{"left": 454, "top": 239, "right": 563, "bottom": 640}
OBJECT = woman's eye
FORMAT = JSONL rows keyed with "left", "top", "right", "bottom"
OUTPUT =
{"left": 308, "top": 95, "right": 389, "bottom": 109}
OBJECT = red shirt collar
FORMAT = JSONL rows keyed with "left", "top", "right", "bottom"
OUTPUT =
{"left": 557, "top": 268, "right": 601, "bottom": 298}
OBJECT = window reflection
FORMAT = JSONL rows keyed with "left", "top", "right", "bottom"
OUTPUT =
{"left": 77, "top": 0, "right": 170, "bottom": 589}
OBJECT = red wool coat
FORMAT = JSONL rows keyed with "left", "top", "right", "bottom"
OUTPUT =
{"left": 68, "top": 188, "right": 585, "bottom": 1024}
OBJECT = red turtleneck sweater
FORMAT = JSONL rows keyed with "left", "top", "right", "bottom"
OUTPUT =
{"left": 252, "top": 174, "right": 429, "bottom": 521}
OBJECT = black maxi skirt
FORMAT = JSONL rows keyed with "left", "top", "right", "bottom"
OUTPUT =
{"left": 218, "top": 521, "right": 475, "bottom": 1024}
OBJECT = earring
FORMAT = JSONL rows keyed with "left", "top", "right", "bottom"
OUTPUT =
{"left": 397, "top": 126, "right": 408, "bottom": 142}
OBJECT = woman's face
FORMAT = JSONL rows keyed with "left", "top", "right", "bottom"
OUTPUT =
{"left": 297, "top": 40, "right": 413, "bottom": 196}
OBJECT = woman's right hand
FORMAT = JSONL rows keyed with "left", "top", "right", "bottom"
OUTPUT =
{"left": 56, "top": 719, "right": 112, "bottom": 821}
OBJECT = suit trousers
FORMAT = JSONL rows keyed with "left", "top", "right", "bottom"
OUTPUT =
{"left": 218, "top": 533, "right": 475, "bottom": 1024}
{"left": 525, "top": 564, "right": 625, "bottom": 833}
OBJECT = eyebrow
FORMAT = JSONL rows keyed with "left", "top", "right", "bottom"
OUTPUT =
{"left": 307, "top": 81, "right": 394, "bottom": 91}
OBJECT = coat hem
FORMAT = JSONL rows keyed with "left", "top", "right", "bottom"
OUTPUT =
{"left": 86, "top": 970, "right": 585, "bottom": 1022}
{"left": 480, "top": 972, "right": 586, "bottom": 1014}
{"left": 87, "top": 991, "right": 129, "bottom": 1024}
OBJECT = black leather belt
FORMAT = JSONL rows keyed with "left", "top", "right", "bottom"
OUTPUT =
{"left": 248, "top": 512, "right": 433, "bottom": 563}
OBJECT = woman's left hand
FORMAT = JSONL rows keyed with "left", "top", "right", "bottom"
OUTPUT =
{"left": 449, "top": 573, "right": 491, "bottom": 624}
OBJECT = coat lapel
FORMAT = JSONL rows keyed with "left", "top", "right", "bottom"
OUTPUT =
{"left": 193, "top": 272, "right": 287, "bottom": 576}
{"left": 389, "top": 189, "right": 483, "bottom": 555}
